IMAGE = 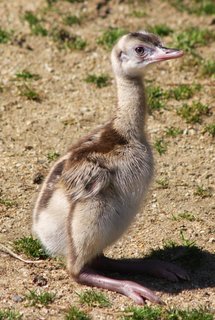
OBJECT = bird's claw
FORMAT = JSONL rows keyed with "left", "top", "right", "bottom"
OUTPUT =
{"left": 122, "top": 280, "right": 164, "bottom": 305}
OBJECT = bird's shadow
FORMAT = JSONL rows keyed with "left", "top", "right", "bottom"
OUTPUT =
{"left": 104, "top": 246, "right": 215, "bottom": 294}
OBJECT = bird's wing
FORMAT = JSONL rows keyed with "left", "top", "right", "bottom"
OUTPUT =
{"left": 62, "top": 160, "right": 111, "bottom": 201}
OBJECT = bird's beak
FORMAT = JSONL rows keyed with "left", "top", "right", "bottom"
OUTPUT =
{"left": 150, "top": 46, "right": 184, "bottom": 62}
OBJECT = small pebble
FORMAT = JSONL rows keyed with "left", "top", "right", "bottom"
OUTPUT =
{"left": 208, "top": 238, "right": 215, "bottom": 243}
{"left": 33, "top": 172, "right": 44, "bottom": 185}
{"left": 33, "top": 274, "right": 48, "bottom": 287}
{"left": 12, "top": 294, "right": 24, "bottom": 303}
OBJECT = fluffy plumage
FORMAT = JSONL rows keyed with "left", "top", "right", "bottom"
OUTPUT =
{"left": 32, "top": 31, "right": 186, "bottom": 304}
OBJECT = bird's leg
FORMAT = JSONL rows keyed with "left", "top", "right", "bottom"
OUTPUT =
{"left": 92, "top": 256, "right": 189, "bottom": 282}
{"left": 75, "top": 267, "right": 164, "bottom": 305}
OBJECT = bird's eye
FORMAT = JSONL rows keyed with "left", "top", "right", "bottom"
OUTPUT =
{"left": 135, "top": 47, "right": 145, "bottom": 55}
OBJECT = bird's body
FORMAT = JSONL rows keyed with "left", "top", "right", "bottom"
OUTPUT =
{"left": 33, "top": 121, "right": 153, "bottom": 275}
{"left": 33, "top": 31, "right": 188, "bottom": 304}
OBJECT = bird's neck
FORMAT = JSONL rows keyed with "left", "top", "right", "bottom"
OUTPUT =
{"left": 113, "top": 75, "right": 147, "bottom": 140}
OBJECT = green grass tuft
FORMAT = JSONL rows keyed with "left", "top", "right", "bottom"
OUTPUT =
{"left": 194, "top": 185, "right": 212, "bottom": 198}
{"left": 63, "top": 15, "right": 81, "bottom": 26}
{"left": 147, "top": 86, "right": 165, "bottom": 111}
{"left": 0, "top": 198, "right": 17, "bottom": 208}
{"left": 65, "top": 306, "right": 91, "bottom": 320}
{"left": 15, "top": 70, "right": 40, "bottom": 80}
{"left": 148, "top": 24, "right": 173, "bottom": 36}
{"left": 32, "top": 24, "right": 48, "bottom": 36}
{"left": 19, "top": 84, "right": 41, "bottom": 102}
{"left": 204, "top": 124, "right": 215, "bottom": 137}
{"left": 167, "top": 84, "right": 201, "bottom": 101}
{"left": 147, "top": 84, "right": 201, "bottom": 113}
{"left": 169, "top": 0, "right": 215, "bottom": 15}
{"left": 24, "top": 11, "right": 40, "bottom": 25}
{"left": 165, "top": 126, "right": 183, "bottom": 137}
{"left": 23, "top": 11, "right": 48, "bottom": 36}
{"left": 162, "top": 239, "right": 178, "bottom": 248}
{"left": 13, "top": 236, "right": 49, "bottom": 259}
{"left": 47, "top": 151, "right": 60, "bottom": 162}
{"left": 154, "top": 139, "right": 167, "bottom": 155}
{"left": 97, "top": 27, "right": 126, "bottom": 49}
{"left": 201, "top": 59, "right": 215, "bottom": 77}
{"left": 77, "top": 289, "right": 111, "bottom": 308}
{"left": 132, "top": 10, "right": 147, "bottom": 18}
{"left": 52, "top": 29, "right": 86, "bottom": 50}
{"left": 179, "top": 230, "right": 196, "bottom": 247}
{"left": 25, "top": 290, "right": 55, "bottom": 307}
{"left": 163, "top": 231, "right": 197, "bottom": 250}
{"left": 0, "top": 28, "right": 11, "bottom": 44}
{"left": 0, "top": 309, "right": 22, "bottom": 320}
{"left": 122, "top": 306, "right": 162, "bottom": 320}
{"left": 172, "top": 211, "right": 196, "bottom": 222}
{"left": 200, "top": 1, "right": 215, "bottom": 15}
{"left": 177, "top": 101, "right": 209, "bottom": 123}
{"left": 85, "top": 74, "right": 110, "bottom": 88}
{"left": 167, "top": 308, "right": 214, "bottom": 320}
{"left": 122, "top": 306, "right": 214, "bottom": 320}
{"left": 71, "top": 36, "right": 86, "bottom": 50}
{"left": 173, "top": 27, "right": 215, "bottom": 53}
{"left": 156, "top": 178, "right": 169, "bottom": 189}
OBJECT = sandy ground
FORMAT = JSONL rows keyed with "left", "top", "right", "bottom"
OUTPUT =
{"left": 0, "top": 0, "right": 214, "bottom": 319}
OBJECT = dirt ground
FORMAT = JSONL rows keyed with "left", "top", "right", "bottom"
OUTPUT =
{"left": 0, "top": 0, "right": 214, "bottom": 319}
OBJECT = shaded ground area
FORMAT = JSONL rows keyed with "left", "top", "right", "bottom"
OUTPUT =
{"left": 0, "top": 0, "right": 214, "bottom": 319}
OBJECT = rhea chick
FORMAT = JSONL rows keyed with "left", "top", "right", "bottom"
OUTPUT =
{"left": 33, "top": 31, "right": 188, "bottom": 304}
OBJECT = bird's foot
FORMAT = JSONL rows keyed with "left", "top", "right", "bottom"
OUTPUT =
{"left": 76, "top": 268, "right": 164, "bottom": 305}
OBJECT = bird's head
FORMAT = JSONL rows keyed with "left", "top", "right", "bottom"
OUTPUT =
{"left": 111, "top": 31, "right": 183, "bottom": 78}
